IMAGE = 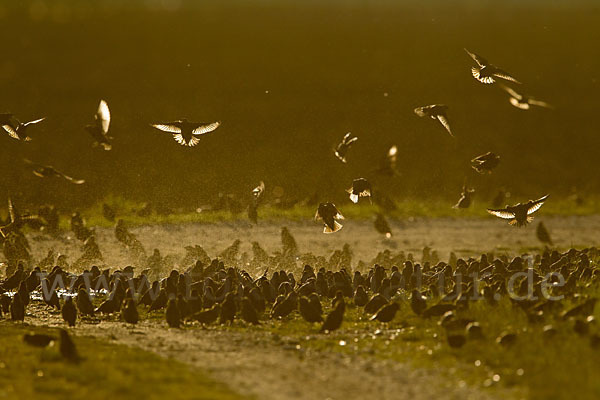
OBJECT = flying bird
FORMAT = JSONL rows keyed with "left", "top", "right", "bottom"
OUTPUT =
{"left": 471, "top": 152, "right": 500, "bottom": 174}
{"left": 536, "top": 221, "right": 553, "bottom": 245}
{"left": 252, "top": 181, "right": 265, "bottom": 201}
{"left": 453, "top": 181, "right": 475, "bottom": 209}
{"left": 499, "top": 85, "right": 553, "bottom": 110}
{"left": 334, "top": 132, "right": 358, "bottom": 163}
{"left": 374, "top": 213, "right": 392, "bottom": 238}
{"left": 414, "top": 104, "right": 453, "bottom": 137}
{"left": 151, "top": 118, "right": 220, "bottom": 147}
{"left": 0, "top": 114, "right": 45, "bottom": 141}
{"left": 23, "top": 159, "right": 85, "bottom": 184}
{"left": 487, "top": 194, "right": 549, "bottom": 227}
{"left": 464, "top": 48, "right": 521, "bottom": 85}
{"left": 347, "top": 178, "right": 372, "bottom": 203}
{"left": 372, "top": 145, "right": 399, "bottom": 177}
{"left": 85, "top": 99, "right": 112, "bottom": 150}
{"left": 315, "top": 202, "right": 344, "bottom": 233}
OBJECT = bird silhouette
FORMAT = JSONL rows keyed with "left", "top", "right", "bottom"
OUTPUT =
{"left": 464, "top": 48, "right": 521, "bottom": 84}
{"left": 536, "top": 221, "right": 553, "bottom": 246}
{"left": 487, "top": 195, "right": 549, "bottom": 227}
{"left": 61, "top": 296, "right": 77, "bottom": 327}
{"left": 320, "top": 300, "right": 345, "bottom": 333}
{"left": 334, "top": 132, "right": 358, "bottom": 163}
{"left": 471, "top": 152, "right": 500, "bottom": 174}
{"left": 374, "top": 213, "right": 392, "bottom": 238}
{"left": 315, "top": 203, "right": 344, "bottom": 233}
{"left": 23, "top": 159, "right": 85, "bottom": 184}
{"left": 0, "top": 114, "right": 44, "bottom": 141}
{"left": 85, "top": 99, "right": 112, "bottom": 150}
{"left": 499, "top": 85, "right": 553, "bottom": 110}
{"left": 347, "top": 178, "right": 372, "bottom": 204}
{"left": 151, "top": 119, "right": 220, "bottom": 147}
{"left": 414, "top": 104, "right": 453, "bottom": 137}
{"left": 453, "top": 181, "right": 475, "bottom": 209}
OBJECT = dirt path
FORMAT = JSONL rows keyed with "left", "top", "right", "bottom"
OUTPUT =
{"left": 28, "top": 313, "right": 516, "bottom": 400}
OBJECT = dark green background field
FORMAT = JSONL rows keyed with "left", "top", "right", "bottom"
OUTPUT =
{"left": 1, "top": 0, "right": 599, "bottom": 210}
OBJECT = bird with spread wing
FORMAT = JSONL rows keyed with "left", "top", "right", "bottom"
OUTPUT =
{"left": 150, "top": 118, "right": 220, "bottom": 147}
{"left": 487, "top": 195, "right": 549, "bottom": 227}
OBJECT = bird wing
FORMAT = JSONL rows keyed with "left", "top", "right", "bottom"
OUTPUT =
{"left": 151, "top": 123, "right": 182, "bottom": 133}
{"left": 345, "top": 135, "right": 358, "bottom": 145}
{"left": 188, "top": 136, "right": 201, "bottom": 147}
{"left": 7, "top": 197, "right": 15, "bottom": 223}
{"left": 493, "top": 69, "right": 521, "bottom": 84}
{"left": 487, "top": 209, "right": 515, "bottom": 219}
{"left": 2, "top": 124, "right": 19, "bottom": 139}
{"left": 97, "top": 100, "right": 111, "bottom": 133}
{"left": 499, "top": 84, "right": 523, "bottom": 100}
{"left": 58, "top": 171, "right": 85, "bottom": 184}
{"left": 192, "top": 121, "right": 220, "bottom": 135}
{"left": 529, "top": 99, "right": 554, "bottom": 109}
{"left": 509, "top": 97, "right": 530, "bottom": 110}
{"left": 23, "top": 118, "right": 45, "bottom": 126}
{"left": 464, "top": 48, "right": 487, "bottom": 67}
{"left": 436, "top": 115, "right": 454, "bottom": 137}
{"left": 342, "top": 132, "right": 352, "bottom": 142}
{"left": 527, "top": 195, "right": 549, "bottom": 215}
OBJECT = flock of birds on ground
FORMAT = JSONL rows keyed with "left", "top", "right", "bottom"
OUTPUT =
{"left": 0, "top": 48, "right": 597, "bottom": 362}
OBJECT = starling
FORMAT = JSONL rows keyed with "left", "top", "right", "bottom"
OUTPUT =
{"left": 471, "top": 152, "right": 500, "bottom": 174}
{"left": 487, "top": 194, "right": 549, "bottom": 227}
{"left": 372, "top": 145, "right": 399, "bottom": 177}
{"left": 1, "top": 114, "right": 44, "bottom": 141}
{"left": 150, "top": 119, "right": 220, "bottom": 147}
{"left": 41, "top": 279, "right": 61, "bottom": 310}
{"left": 252, "top": 181, "right": 265, "bottom": 201}
{"left": 61, "top": 297, "right": 77, "bottom": 327}
{"left": 466, "top": 322, "right": 485, "bottom": 340}
{"left": 422, "top": 303, "right": 456, "bottom": 318}
{"left": 240, "top": 297, "right": 260, "bottom": 325}
{"left": 411, "top": 289, "right": 427, "bottom": 315}
{"left": 23, "top": 333, "right": 55, "bottom": 347}
{"left": 496, "top": 332, "right": 518, "bottom": 347}
{"left": 299, "top": 296, "right": 323, "bottom": 323}
{"left": 220, "top": 292, "right": 237, "bottom": 324}
{"left": 10, "top": 294, "right": 25, "bottom": 321}
{"left": 85, "top": 99, "right": 112, "bottom": 150}
{"left": 364, "top": 293, "right": 388, "bottom": 314}
{"left": 23, "top": 159, "right": 85, "bottom": 184}
{"left": 464, "top": 48, "right": 521, "bottom": 85}
{"left": 122, "top": 299, "right": 139, "bottom": 324}
{"left": 271, "top": 291, "right": 297, "bottom": 319}
{"left": 320, "top": 301, "right": 345, "bottom": 333}
{"left": 499, "top": 84, "right": 553, "bottom": 110}
{"left": 453, "top": 182, "right": 475, "bottom": 209}
{"left": 315, "top": 202, "right": 344, "bottom": 233}
{"left": 414, "top": 104, "right": 453, "bottom": 137}
{"left": 166, "top": 298, "right": 181, "bottom": 328}
{"left": 334, "top": 132, "right": 358, "bottom": 163}
{"left": 370, "top": 302, "right": 400, "bottom": 322}
{"left": 353, "top": 285, "right": 369, "bottom": 307}
{"left": 536, "top": 221, "right": 553, "bottom": 246}
{"left": 102, "top": 203, "right": 116, "bottom": 222}
{"left": 95, "top": 297, "right": 119, "bottom": 314}
{"left": 59, "top": 329, "right": 80, "bottom": 362}
{"left": 447, "top": 334, "right": 467, "bottom": 348}
{"left": 192, "top": 304, "right": 220, "bottom": 325}
{"left": 347, "top": 178, "right": 372, "bottom": 204}
{"left": 374, "top": 213, "right": 392, "bottom": 238}
{"left": 562, "top": 298, "right": 597, "bottom": 319}
{"left": 148, "top": 289, "right": 168, "bottom": 312}
{"left": 308, "top": 293, "right": 323, "bottom": 316}
{"left": 76, "top": 289, "right": 95, "bottom": 317}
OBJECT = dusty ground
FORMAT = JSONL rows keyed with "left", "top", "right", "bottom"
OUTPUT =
{"left": 22, "top": 215, "right": 600, "bottom": 270}
{"left": 9, "top": 215, "right": 599, "bottom": 400}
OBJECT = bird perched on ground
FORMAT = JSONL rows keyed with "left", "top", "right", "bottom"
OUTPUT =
{"left": 370, "top": 302, "right": 400, "bottom": 322}
{"left": 298, "top": 296, "right": 323, "bottom": 323}
{"left": 166, "top": 298, "right": 181, "bottom": 328}
{"left": 240, "top": 297, "right": 260, "bottom": 325}
{"left": 85, "top": 99, "right": 112, "bottom": 150}
{"left": 192, "top": 304, "right": 221, "bottom": 325}
{"left": 76, "top": 288, "right": 95, "bottom": 317}
{"left": 487, "top": 195, "right": 549, "bottom": 227}
{"left": 150, "top": 119, "right": 220, "bottom": 147}
{"left": 10, "top": 294, "right": 25, "bottom": 321}
{"left": 471, "top": 152, "right": 500, "bottom": 174}
{"left": 59, "top": 329, "right": 80, "bottom": 362}
{"left": 499, "top": 85, "right": 552, "bottom": 110}
{"left": 536, "top": 221, "right": 553, "bottom": 246}
{"left": 320, "top": 300, "right": 345, "bottom": 333}
{"left": 453, "top": 182, "right": 475, "bottom": 209}
{"left": 411, "top": 289, "right": 427, "bottom": 315}
{"left": 347, "top": 178, "right": 372, "bottom": 204}
{"left": 61, "top": 297, "right": 77, "bottom": 327}
{"left": 315, "top": 203, "right": 344, "bottom": 233}
{"left": 0, "top": 114, "right": 44, "bottom": 141}
{"left": 464, "top": 48, "right": 521, "bottom": 85}
{"left": 122, "top": 299, "right": 139, "bottom": 324}
{"left": 23, "top": 159, "right": 85, "bottom": 184}
{"left": 374, "top": 213, "right": 392, "bottom": 238}
{"left": 414, "top": 104, "right": 453, "bottom": 137}
{"left": 334, "top": 132, "right": 358, "bottom": 163}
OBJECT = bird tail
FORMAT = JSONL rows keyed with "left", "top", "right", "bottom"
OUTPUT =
{"left": 323, "top": 221, "right": 343, "bottom": 234}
